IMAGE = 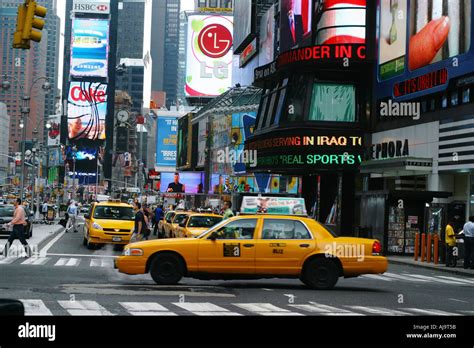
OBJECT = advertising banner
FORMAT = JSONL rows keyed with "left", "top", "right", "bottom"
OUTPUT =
{"left": 240, "top": 196, "right": 307, "bottom": 215}
{"left": 156, "top": 116, "right": 178, "bottom": 167}
{"left": 70, "top": 19, "right": 109, "bottom": 78}
{"left": 233, "top": 0, "right": 252, "bottom": 51}
{"left": 47, "top": 115, "right": 61, "bottom": 147}
{"left": 231, "top": 112, "right": 256, "bottom": 173}
{"left": 259, "top": 5, "right": 275, "bottom": 66}
{"left": 197, "top": 119, "right": 208, "bottom": 168}
{"left": 185, "top": 15, "right": 234, "bottom": 97}
{"left": 73, "top": 0, "right": 110, "bottom": 14}
{"left": 67, "top": 82, "right": 107, "bottom": 141}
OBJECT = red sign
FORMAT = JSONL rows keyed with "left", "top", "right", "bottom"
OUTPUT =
{"left": 136, "top": 115, "right": 145, "bottom": 125}
{"left": 70, "top": 86, "right": 106, "bottom": 103}
{"left": 198, "top": 23, "right": 232, "bottom": 59}
{"left": 393, "top": 68, "right": 448, "bottom": 98}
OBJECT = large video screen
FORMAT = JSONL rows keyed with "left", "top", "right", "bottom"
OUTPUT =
{"left": 233, "top": 0, "right": 253, "bottom": 52}
{"left": 185, "top": 15, "right": 234, "bottom": 97}
{"left": 70, "top": 19, "right": 109, "bottom": 78}
{"left": 259, "top": 5, "right": 275, "bottom": 66}
{"left": 309, "top": 83, "right": 356, "bottom": 122}
{"left": 314, "top": 0, "right": 366, "bottom": 45}
{"left": 156, "top": 116, "right": 178, "bottom": 168}
{"left": 68, "top": 82, "right": 107, "bottom": 141}
{"left": 280, "top": 0, "right": 312, "bottom": 53}
{"left": 159, "top": 172, "right": 205, "bottom": 194}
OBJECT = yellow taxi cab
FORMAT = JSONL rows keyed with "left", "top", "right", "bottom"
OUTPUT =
{"left": 164, "top": 211, "right": 192, "bottom": 238}
{"left": 174, "top": 213, "right": 223, "bottom": 238}
{"left": 115, "top": 214, "right": 388, "bottom": 290}
{"left": 83, "top": 200, "right": 135, "bottom": 250}
{"left": 159, "top": 211, "right": 175, "bottom": 236}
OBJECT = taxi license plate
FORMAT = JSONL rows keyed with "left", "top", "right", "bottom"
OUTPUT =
{"left": 112, "top": 236, "right": 122, "bottom": 242}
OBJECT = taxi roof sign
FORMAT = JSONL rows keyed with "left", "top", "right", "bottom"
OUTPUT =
{"left": 240, "top": 196, "right": 307, "bottom": 216}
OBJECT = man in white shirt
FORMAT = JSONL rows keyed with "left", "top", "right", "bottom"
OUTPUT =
{"left": 66, "top": 200, "right": 78, "bottom": 233}
{"left": 463, "top": 216, "right": 474, "bottom": 269}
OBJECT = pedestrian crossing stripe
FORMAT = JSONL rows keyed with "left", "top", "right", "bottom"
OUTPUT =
{"left": 21, "top": 257, "right": 50, "bottom": 265}
{"left": 55, "top": 258, "right": 80, "bottom": 267}
{"left": 90, "top": 259, "right": 114, "bottom": 268}
{"left": 18, "top": 300, "right": 467, "bottom": 317}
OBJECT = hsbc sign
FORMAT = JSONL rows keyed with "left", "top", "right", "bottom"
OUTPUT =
{"left": 73, "top": 0, "right": 110, "bottom": 14}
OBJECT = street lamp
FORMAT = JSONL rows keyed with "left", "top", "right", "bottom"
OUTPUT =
{"left": 1, "top": 74, "right": 51, "bottom": 203}
{"left": 71, "top": 145, "right": 77, "bottom": 200}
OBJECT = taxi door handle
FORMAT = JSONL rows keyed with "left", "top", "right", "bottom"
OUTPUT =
{"left": 243, "top": 244, "right": 255, "bottom": 248}
{"left": 299, "top": 244, "right": 310, "bottom": 248}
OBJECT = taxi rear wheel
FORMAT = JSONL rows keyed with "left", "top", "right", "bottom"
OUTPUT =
{"left": 301, "top": 258, "right": 338, "bottom": 290}
{"left": 150, "top": 254, "right": 184, "bottom": 285}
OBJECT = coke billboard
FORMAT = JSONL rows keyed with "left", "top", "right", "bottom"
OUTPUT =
{"left": 68, "top": 82, "right": 107, "bottom": 141}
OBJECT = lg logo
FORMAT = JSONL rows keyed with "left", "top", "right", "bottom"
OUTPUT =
{"left": 198, "top": 24, "right": 232, "bottom": 59}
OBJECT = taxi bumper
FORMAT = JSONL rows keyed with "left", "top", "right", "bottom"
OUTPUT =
{"left": 115, "top": 256, "right": 147, "bottom": 275}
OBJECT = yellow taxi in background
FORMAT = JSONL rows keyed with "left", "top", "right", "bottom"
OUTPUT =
{"left": 175, "top": 213, "right": 223, "bottom": 238}
{"left": 159, "top": 211, "right": 175, "bottom": 236}
{"left": 115, "top": 215, "right": 388, "bottom": 290}
{"left": 164, "top": 211, "right": 192, "bottom": 238}
{"left": 83, "top": 200, "right": 135, "bottom": 250}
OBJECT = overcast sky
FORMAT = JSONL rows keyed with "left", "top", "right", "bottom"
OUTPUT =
{"left": 56, "top": 0, "right": 195, "bottom": 94}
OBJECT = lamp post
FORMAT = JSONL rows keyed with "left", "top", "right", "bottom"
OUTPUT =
{"left": 1, "top": 74, "right": 51, "bottom": 203}
{"left": 71, "top": 145, "right": 77, "bottom": 200}
{"left": 32, "top": 121, "right": 51, "bottom": 220}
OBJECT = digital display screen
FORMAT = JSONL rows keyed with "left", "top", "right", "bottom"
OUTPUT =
{"left": 280, "top": 0, "right": 312, "bottom": 53}
{"left": 309, "top": 83, "right": 356, "bottom": 122}
{"left": 159, "top": 172, "right": 205, "bottom": 194}
{"left": 156, "top": 117, "right": 178, "bottom": 168}
{"left": 70, "top": 19, "right": 109, "bottom": 78}
{"left": 67, "top": 82, "right": 107, "bottom": 141}
{"left": 185, "top": 15, "right": 234, "bottom": 97}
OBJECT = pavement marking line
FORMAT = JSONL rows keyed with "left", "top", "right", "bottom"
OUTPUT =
{"left": 438, "top": 276, "right": 474, "bottom": 285}
{"left": 90, "top": 259, "right": 102, "bottom": 267}
{"left": 346, "top": 306, "right": 413, "bottom": 316}
{"left": 360, "top": 274, "right": 393, "bottom": 281}
{"left": 234, "top": 303, "right": 304, "bottom": 316}
{"left": 289, "top": 302, "right": 363, "bottom": 316}
{"left": 21, "top": 257, "right": 50, "bottom": 265}
{"left": 39, "top": 230, "right": 66, "bottom": 258}
{"left": 47, "top": 253, "right": 117, "bottom": 259}
{"left": 405, "top": 274, "right": 467, "bottom": 285}
{"left": 20, "top": 300, "right": 53, "bottom": 316}
{"left": 403, "top": 308, "right": 461, "bottom": 316}
{"left": 58, "top": 300, "right": 115, "bottom": 316}
{"left": 55, "top": 258, "right": 80, "bottom": 267}
{"left": 382, "top": 272, "right": 429, "bottom": 282}
{"left": 0, "top": 257, "right": 20, "bottom": 264}
{"left": 448, "top": 298, "right": 469, "bottom": 304}
{"left": 120, "top": 302, "right": 177, "bottom": 316}
{"left": 173, "top": 302, "right": 242, "bottom": 316}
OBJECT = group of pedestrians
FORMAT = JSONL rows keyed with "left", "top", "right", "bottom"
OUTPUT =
{"left": 445, "top": 216, "right": 474, "bottom": 269}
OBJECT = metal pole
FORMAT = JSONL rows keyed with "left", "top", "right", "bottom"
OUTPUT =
{"left": 19, "top": 96, "right": 29, "bottom": 202}
{"left": 95, "top": 156, "right": 99, "bottom": 201}
{"left": 72, "top": 156, "right": 76, "bottom": 200}
{"left": 35, "top": 150, "right": 42, "bottom": 220}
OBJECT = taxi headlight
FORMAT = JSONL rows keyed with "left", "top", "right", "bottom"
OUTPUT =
{"left": 123, "top": 248, "right": 143, "bottom": 256}
{"left": 92, "top": 222, "right": 103, "bottom": 230}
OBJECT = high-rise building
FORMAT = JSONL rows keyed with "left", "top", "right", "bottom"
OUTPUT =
{"left": 195, "top": 0, "right": 233, "bottom": 9}
{"left": 116, "top": 0, "right": 146, "bottom": 61}
{"left": 0, "top": 103, "right": 10, "bottom": 182}
{"left": 150, "top": 0, "right": 180, "bottom": 108}
{"left": 0, "top": 0, "right": 60, "bottom": 153}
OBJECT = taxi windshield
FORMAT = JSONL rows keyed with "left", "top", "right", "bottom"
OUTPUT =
{"left": 188, "top": 216, "right": 222, "bottom": 228}
{"left": 173, "top": 214, "right": 188, "bottom": 224}
{"left": 93, "top": 206, "right": 134, "bottom": 220}
{"left": 196, "top": 219, "right": 229, "bottom": 239}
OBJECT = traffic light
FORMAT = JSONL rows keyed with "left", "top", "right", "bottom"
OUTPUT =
{"left": 12, "top": 0, "right": 47, "bottom": 50}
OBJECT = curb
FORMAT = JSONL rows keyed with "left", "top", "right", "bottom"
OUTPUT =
{"left": 388, "top": 258, "right": 474, "bottom": 278}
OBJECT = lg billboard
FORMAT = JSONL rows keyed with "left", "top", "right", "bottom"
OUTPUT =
{"left": 185, "top": 15, "right": 234, "bottom": 98}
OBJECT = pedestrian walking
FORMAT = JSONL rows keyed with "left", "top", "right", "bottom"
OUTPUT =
{"left": 445, "top": 219, "right": 457, "bottom": 267}
{"left": 462, "top": 216, "right": 474, "bottom": 269}
{"left": 142, "top": 204, "right": 152, "bottom": 241}
{"left": 131, "top": 201, "right": 146, "bottom": 243}
{"left": 65, "top": 200, "right": 78, "bottom": 233}
{"left": 41, "top": 201, "right": 49, "bottom": 222}
{"left": 153, "top": 205, "right": 164, "bottom": 237}
{"left": 222, "top": 201, "right": 234, "bottom": 220}
{"left": 3, "top": 198, "right": 32, "bottom": 258}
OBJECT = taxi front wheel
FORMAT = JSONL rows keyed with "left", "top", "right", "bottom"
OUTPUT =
{"left": 301, "top": 258, "right": 339, "bottom": 290}
{"left": 150, "top": 254, "right": 184, "bottom": 285}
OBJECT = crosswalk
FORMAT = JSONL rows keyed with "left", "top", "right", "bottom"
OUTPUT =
{"left": 15, "top": 299, "right": 470, "bottom": 316}
{"left": 0, "top": 256, "right": 114, "bottom": 268}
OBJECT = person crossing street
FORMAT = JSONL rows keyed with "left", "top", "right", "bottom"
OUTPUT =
{"left": 3, "top": 198, "right": 32, "bottom": 258}
{"left": 65, "top": 200, "right": 78, "bottom": 233}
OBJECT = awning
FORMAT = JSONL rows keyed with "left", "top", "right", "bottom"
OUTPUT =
{"left": 360, "top": 157, "right": 433, "bottom": 177}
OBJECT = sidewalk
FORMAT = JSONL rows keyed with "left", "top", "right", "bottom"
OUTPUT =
{"left": 388, "top": 256, "right": 474, "bottom": 277}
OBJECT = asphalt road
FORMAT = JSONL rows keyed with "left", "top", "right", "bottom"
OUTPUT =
{"left": 0, "top": 220, "right": 473, "bottom": 317}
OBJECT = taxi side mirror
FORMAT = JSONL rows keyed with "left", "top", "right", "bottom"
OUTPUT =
{"left": 84, "top": 214, "right": 90, "bottom": 219}
{"left": 209, "top": 231, "right": 218, "bottom": 241}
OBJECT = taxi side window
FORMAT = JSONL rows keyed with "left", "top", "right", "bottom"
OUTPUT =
{"left": 211, "top": 219, "right": 257, "bottom": 240}
{"left": 166, "top": 213, "right": 175, "bottom": 223}
{"left": 262, "top": 219, "right": 312, "bottom": 240}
